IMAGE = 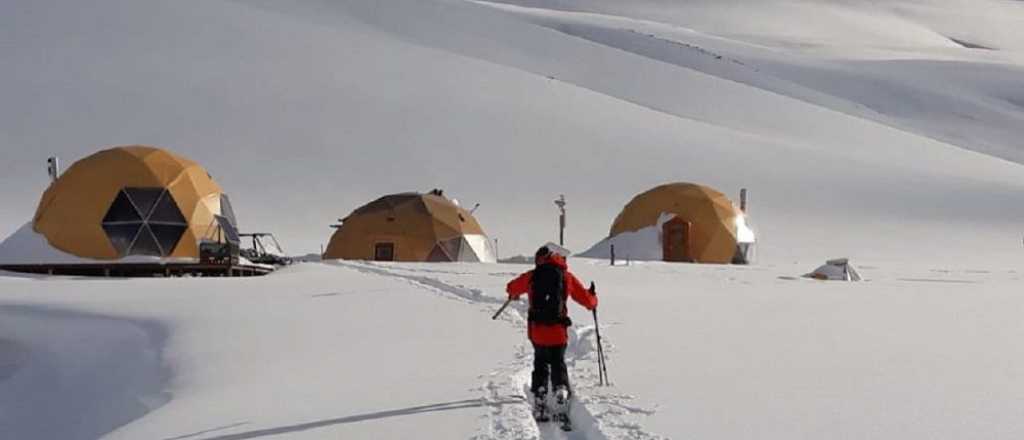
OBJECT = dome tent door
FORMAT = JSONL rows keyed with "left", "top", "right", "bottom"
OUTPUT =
{"left": 374, "top": 242, "right": 395, "bottom": 261}
{"left": 662, "top": 218, "right": 693, "bottom": 263}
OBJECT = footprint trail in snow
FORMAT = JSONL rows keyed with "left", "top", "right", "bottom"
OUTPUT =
{"left": 326, "top": 262, "right": 665, "bottom": 439}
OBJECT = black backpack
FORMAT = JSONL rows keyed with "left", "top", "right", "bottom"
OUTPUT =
{"left": 529, "top": 263, "right": 570, "bottom": 326}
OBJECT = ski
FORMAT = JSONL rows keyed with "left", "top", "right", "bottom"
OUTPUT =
{"left": 555, "top": 411, "right": 572, "bottom": 432}
{"left": 533, "top": 403, "right": 550, "bottom": 422}
{"left": 531, "top": 390, "right": 550, "bottom": 422}
{"left": 553, "top": 387, "right": 572, "bottom": 431}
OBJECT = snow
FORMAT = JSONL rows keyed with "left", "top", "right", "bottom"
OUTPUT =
{"left": 578, "top": 213, "right": 676, "bottom": 261}
{"left": 0, "top": 222, "right": 194, "bottom": 265}
{"left": 0, "top": 306, "right": 169, "bottom": 440}
{"left": 2, "top": 0, "right": 1023, "bottom": 261}
{"left": 3, "top": 258, "right": 1024, "bottom": 439}
{"left": 2, "top": 0, "right": 1024, "bottom": 439}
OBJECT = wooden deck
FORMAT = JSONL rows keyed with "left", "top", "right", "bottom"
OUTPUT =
{"left": 0, "top": 262, "right": 274, "bottom": 278}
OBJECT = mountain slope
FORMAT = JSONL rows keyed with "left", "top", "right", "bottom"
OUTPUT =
{"left": 1, "top": 0, "right": 1022, "bottom": 261}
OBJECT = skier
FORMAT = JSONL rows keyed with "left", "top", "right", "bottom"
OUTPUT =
{"left": 506, "top": 245, "right": 598, "bottom": 427}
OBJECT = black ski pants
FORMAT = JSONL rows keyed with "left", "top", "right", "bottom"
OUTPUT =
{"left": 531, "top": 344, "right": 569, "bottom": 395}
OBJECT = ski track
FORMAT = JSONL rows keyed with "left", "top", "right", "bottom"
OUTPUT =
{"left": 329, "top": 261, "right": 664, "bottom": 439}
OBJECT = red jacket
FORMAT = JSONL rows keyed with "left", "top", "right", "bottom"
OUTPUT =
{"left": 507, "top": 254, "right": 598, "bottom": 346}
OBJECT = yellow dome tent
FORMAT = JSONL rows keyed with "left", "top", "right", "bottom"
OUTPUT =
{"left": 608, "top": 182, "right": 754, "bottom": 264}
{"left": 324, "top": 191, "right": 496, "bottom": 262}
{"left": 32, "top": 146, "right": 237, "bottom": 260}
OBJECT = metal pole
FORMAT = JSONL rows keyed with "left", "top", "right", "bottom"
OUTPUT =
{"left": 590, "top": 282, "right": 609, "bottom": 386}
{"left": 492, "top": 297, "right": 513, "bottom": 320}
{"left": 594, "top": 308, "right": 607, "bottom": 385}
{"left": 559, "top": 215, "right": 565, "bottom": 246}
{"left": 555, "top": 195, "right": 567, "bottom": 246}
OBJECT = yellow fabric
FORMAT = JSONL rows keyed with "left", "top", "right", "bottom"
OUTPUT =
{"left": 32, "top": 146, "right": 227, "bottom": 260}
{"left": 610, "top": 182, "right": 742, "bottom": 264}
{"left": 323, "top": 193, "right": 488, "bottom": 261}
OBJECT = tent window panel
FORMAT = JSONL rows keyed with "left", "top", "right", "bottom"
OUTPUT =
{"left": 220, "top": 194, "right": 238, "bottom": 228}
{"left": 102, "top": 223, "right": 142, "bottom": 255}
{"left": 150, "top": 224, "right": 188, "bottom": 256}
{"left": 130, "top": 225, "right": 164, "bottom": 256}
{"left": 456, "top": 238, "right": 477, "bottom": 262}
{"left": 426, "top": 244, "right": 452, "bottom": 262}
{"left": 125, "top": 187, "right": 165, "bottom": 219}
{"left": 103, "top": 191, "right": 143, "bottom": 223}
{"left": 149, "top": 192, "right": 187, "bottom": 224}
{"left": 441, "top": 238, "right": 461, "bottom": 260}
{"left": 215, "top": 215, "right": 240, "bottom": 244}
{"left": 374, "top": 243, "right": 395, "bottom": 261}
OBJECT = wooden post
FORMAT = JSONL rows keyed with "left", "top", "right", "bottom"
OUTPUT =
{"left": 610, "top": 244, "right": 616, "bottom": 266}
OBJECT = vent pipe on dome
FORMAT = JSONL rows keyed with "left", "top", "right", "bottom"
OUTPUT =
{"left": 46, "top": 156, "right": 60, "bottom": 182}
{"left": 740, "top": 188, "right": 748, "bottom": 212}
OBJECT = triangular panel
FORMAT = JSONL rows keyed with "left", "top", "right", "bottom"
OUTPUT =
{"left": 102, "top": 190, "right": 143, "bottom": 223}
{"left": 150, "top": 223, "right": 188, "bottom": 256}
{"left": 130, "top": 225, "right": 164, "bottom": 256}
{"left": 125, "top": 187, "right": 165, "bottom": 219}
{"left": 102, "top": 223, "right": 142, "bottom": 256}
{"left": 220, "top": 194, "right": 238, "bottom": 228}
{"left": 426, "top": 244, "right": 452, "bottom": 262}
{"left": 149, "top": 191, "right": 187, "bottom": 224}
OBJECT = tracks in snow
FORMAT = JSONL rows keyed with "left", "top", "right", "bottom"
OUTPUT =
{"left": 329, "top": 261, "right": 664, "bottom": 440}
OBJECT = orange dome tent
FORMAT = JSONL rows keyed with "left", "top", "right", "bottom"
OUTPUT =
{"left": 324, "top": 191, "right": 496, "bottom": 262}
{"left": 606, "top": 182, "right": 754, "bottom": 264}
{"left": 32, "top": 146, "right": 238, "bottom": 260}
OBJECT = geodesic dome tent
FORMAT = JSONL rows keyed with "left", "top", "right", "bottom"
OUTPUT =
{"left": 323, "top": 191, "right": 496, "bottom": 262}
{"left": 583, "top": 182, "right": 754, "bottom": 264}
{"left": 30, "top": 146, "right": 238, "bottom": 260}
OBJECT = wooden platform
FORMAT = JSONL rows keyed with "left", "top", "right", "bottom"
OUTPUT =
{"left": 0, "top": 262, "right": 274, "bottom": 278}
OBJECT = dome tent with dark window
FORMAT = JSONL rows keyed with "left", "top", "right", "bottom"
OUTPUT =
{"left": 579, "top": 182, "right": 755, "bottom": 264}
{"left": 323, "top": 190, "right": 496, "bottom": 263}
{"left": 0, "top": 146, "right": 248, "bottom": 274}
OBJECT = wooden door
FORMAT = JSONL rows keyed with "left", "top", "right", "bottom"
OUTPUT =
{"left": 374, "top": 242, "right": 395, "bottom": 261}
{"left": 662, "top": 218, "right": 693, "bottom": 262}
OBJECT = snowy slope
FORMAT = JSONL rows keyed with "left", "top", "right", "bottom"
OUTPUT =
{"left": 0, "top": 263, "right": 522, "bottom": 440}
{"left": 3, "top": 1, "right": 1024, "bottom": 439}
{"left": 4, "top": 260, "right": 1024, "bottom": 439}
{"left": 1, "top": 0, "right": 1023, "bottom": 261}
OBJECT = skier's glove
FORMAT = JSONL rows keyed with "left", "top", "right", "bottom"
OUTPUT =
{"left": 589, "top": 281, "right": 597, "bottom": 296}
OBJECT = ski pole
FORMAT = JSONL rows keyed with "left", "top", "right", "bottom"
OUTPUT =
{"left": 593, "top": 308, "right": 609, "bottom": 386}
{"left": 590, "top": 282, "right": 609, "bottom": 386}
{"left": 492, "top": 297, "right": 513, "bottom": 320}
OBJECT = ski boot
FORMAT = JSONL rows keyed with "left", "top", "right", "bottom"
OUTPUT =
{"left": 552, "top": 385, "right": 572, "bottom": 431}
{"left": 531, "top": 387, "right": 549, "bottom": 422}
